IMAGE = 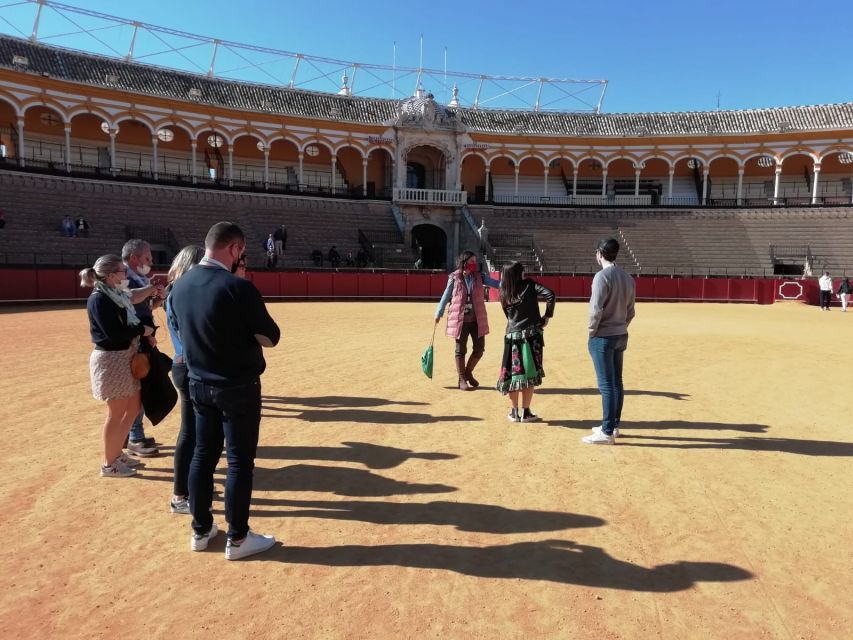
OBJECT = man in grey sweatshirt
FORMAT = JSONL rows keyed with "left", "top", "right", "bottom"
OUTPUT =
{"left": 582, "top": 237, "right": 636, "bottom": 445}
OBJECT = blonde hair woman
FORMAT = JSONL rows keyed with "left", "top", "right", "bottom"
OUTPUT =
{"left": 80, "top": 254, "right": 155, "bottom": 477}
{"left": 165, "top": 246, "right": 204, "bottom": 513}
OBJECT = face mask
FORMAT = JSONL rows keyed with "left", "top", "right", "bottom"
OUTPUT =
{"left": 118, "top": 279, "right": 130, "bottom": 290}
{"left": 137, "top": 264, "right": 151, "bottom": 276}
{"left": 465, "top": 262, "right": 477, "bottom": 274}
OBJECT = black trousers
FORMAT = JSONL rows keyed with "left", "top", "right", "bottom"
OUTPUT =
{"left": 820, "top": 290, "right": 831, "bottom": 308}
{"left": 170, "top": 363, "right": 195, "bottom": 497}
{"left": 455, "top": 320, "right": 485, "bottom": 358}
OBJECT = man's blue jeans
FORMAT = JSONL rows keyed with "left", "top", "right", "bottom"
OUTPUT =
{"left": 188, "top": 378, "right": 261, "bottom": 540}
{"left": 588, "top": 334, "right": 628, "bottom": 435}
{"left": 129, "top": 408, "right": 146, "bottom": 442}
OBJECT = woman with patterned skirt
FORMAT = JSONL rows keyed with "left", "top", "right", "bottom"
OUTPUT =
{"left": 496, "top": 262, "right": 555, "bottom": 422}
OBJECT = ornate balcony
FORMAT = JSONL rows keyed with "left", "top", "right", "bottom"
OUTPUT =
{"left": 393, "top": 187, "right": 467, "bottom": 206}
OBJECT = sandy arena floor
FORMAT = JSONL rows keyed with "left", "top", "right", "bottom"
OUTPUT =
{"left": 0, "top": 300, "right": 851, "bottom": 639}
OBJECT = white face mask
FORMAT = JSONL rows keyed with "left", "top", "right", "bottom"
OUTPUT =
{"left": 137, "top": 264, "right": 151, "bottom": 276}
{"left": 118, "top": 279, "right": 130, "bottom": 290}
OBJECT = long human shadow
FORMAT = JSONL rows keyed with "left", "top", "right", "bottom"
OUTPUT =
{"left": 262, "top": 395, "right": 427, "bottom": 408}
{"left": 545, "top": 419, "right": 769, "bottom": 434}
{"left": 261, "top": 408, "right": 483, "bottom": 425}
{"left": 255, "top": 441, "right": 458, "bottom": 469}
{"left": 622, "top": 433, "right": 853, "bottom": 457}
{"left": 259, "top": 539, "right": 753, "bottom": 590}
{"left": 253, "top": 464, "right": 456, "bottom": 496}
{"left": 537, "top": 388, "right": 690, "bottom": 400}
{"left": 247, "top": 498, "right": 604, "bottom": 534}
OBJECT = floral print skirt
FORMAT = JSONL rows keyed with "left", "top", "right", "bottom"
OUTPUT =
{"left": 496, "top": 327, "right": 545, "bottom": 394}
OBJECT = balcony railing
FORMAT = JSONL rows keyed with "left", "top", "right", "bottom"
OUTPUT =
{"left": 394, "top": 187, "right": 467, "bottom": 205}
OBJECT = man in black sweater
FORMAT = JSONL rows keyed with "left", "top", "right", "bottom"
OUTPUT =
{"left": 170, "top": 221, "right": 281, "bottom": 560}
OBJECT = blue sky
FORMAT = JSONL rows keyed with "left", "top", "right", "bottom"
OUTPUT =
{"left": 1, "top": 0, "right": 851, "bottom": 113}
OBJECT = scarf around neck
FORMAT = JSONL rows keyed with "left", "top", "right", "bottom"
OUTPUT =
{"left": 94, "top": 280, "right": 141, "bottom": 326}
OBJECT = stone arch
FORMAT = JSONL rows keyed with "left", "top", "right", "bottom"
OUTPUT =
{"left": 366, "top": 146, "right": 393, "bottom": 198}
{"left": 460, "top": 153, "right": 487, "bottom": 201}
{"left": 636, "top": 153, "right": 674, "bottom": 169}
{"left": 0, "top": 92, "right": 22, "bottom": 118}
{"left": 231, "top": 133, "right": 266, "bottom": 186}
{"left": 335, "top": 144, "right": 365, "bottom": 194}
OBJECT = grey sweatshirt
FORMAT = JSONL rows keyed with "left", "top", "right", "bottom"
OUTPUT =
{"left": 588, "top": 263, "right": 636, "bottom": 337}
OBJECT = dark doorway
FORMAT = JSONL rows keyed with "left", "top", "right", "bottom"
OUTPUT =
{"left": 407, "top": 163, "right": 426, "bottom": 189}
{"left": 412, "top": 224, "right": 447, "bottom": 270}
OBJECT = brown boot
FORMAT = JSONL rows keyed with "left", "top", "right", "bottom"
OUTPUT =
{"left": 455, "top": 356, "right": 473, "bottom": 391}
{"left": 465, "top": 354, "right": 482, "bottom": 388}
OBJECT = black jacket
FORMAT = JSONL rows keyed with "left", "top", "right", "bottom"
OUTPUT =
{"left": 838, "top": 279, "right": 853, "bottom": 295}
{"left": 501, "top": 279, "right": 556, "bottom": 334}
{"left": 87, "top": 291, "right": 146, "bottom": 351}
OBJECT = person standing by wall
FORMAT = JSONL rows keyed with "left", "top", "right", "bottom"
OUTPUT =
{"left": 170, "top": 222, "right": 280, "bottom": 560}
{"left": 837, "top": 276, "right": 852, "bottom": 312}
{"left": 435, "top": 251, "right": 500, "bottom": 391}
{"left": 819, "top": 271, "right": 833, "bottom": 310}
{"left": 582, "top": 238, "right": 636, "bottom": 445}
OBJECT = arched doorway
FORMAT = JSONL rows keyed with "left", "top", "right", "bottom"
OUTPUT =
{"left": 406, "top": 145, "right": 446, "bottom": 189}
{"left": 412, "top": 224, "right": 447, "bottom": 270}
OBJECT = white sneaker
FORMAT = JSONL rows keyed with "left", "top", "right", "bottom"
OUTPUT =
{"left": 191, "top": 523, "right": 218, "bottom": 551}
{"left": 116, "top": 452, "right": 142, "bottom": 467}
{"left": 225, "top": 530, "right": 276, "bottom": 560}
{"left": 100, "top": 461, "right": 136, "bottom": 478}
{"left": 126, "top": 441, "right": 159, "bottom": 457}
{"left": 582, "top": 431, "right": 615, "bottom": 445}
{"left": 592, "top": 425, "right": 620, "bottom": 438}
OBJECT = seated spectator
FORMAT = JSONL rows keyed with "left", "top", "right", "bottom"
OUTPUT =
{"left": 345, "top": 251, "right": 355, "bottom": 267}
{"left": 311, "top": 249, "right": 324, "bottom": 267}
{"left": 76, "top": 215, "right": 90, "bottom": 238}
{"left": 61, "top": 215, "right": 76, "bottom": 237}
{"left": 328, "top": 246, "right": 341, "bottom": 268}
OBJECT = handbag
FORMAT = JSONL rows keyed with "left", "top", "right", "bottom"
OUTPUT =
{"left": 421, "top": 322, "right": 438, "bottom": 379}
{"left": 131, "top": 349, "right": 150, "bottom": 379}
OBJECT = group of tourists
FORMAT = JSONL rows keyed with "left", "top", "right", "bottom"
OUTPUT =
{"left": 81, "top": 223, "right": 280, "bottom": 560}
{"left": 79, "top": 227, "right": 634, "bottom": 562}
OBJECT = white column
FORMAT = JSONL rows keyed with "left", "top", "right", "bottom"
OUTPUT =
{"left": 773, "top": 165, "right": 782, "bottom": 205}
{"left": 811, "top": 163, "right": 821, "bottom": 204}
{"left": 701, "top": 168, "right": 709, "bottom": 205}
{"left": 151, "top": 136, "right": 158, "bottom": 180}
{"left": 362, "top": 159, "right": 368, "bottom": 196}
{"left": 514, "top": 166, "right": 519, "bottom": 196}
{"left": 64, "top": 126, "right": 71, "bottom": 173}
{"left": 263, "top": 149, "right": 270, "bottom": 189}
{"left": 600, "top": 169, "right": 608, "bottom": 197}
{"left": 484, "top": 165, "right": 491, "bottom": 201}
{"left": 736, "top": 167, "right": 744, "bottom": 205}
{"left": 572, "top": 167, "right": 578, "bottom": 197}
{"left": 298, "top": 152, "right": 304, "bottom": 190}
{"left": 227, "top": 147, "right": 233, "bottom": 186}
{"left": 634, "top": 168, "right": 641, "bottom": 197}
{"left": 543, "top": 168, "right": 549, "bottom": 196}
{"left": 331, "top": 157, "right": 337, "bottom": 195}
{"left": 667, "top": 168, "right": 674, "bottom": 203}
{"left": 190, "top": 141, "right": 197, "bottom": 183}
{"left": 109, "top": 129, "right": 117, "bottom": 174}
{"left": 16, "top": 118, "right": 25, "bottom": 168}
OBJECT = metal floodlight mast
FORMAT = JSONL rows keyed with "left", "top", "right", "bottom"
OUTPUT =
{"left": 3, "top": 0, "right": 609, "bottom": 113}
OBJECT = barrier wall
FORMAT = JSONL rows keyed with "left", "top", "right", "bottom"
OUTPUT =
{"left": 0, "top": 268, "right": 788, "bottom": 305}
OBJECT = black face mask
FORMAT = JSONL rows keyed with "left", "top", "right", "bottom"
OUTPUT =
{"left": 231, "top": 253, "right": 246, "bottom": 274}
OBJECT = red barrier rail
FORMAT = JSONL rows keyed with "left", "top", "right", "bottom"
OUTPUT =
{"left": 0, "top": 268, "right": 814, "bottom": 306}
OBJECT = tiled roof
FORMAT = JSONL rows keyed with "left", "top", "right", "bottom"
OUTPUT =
{"left": 2, "top": 35, "right": 853, "bottom": 137}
